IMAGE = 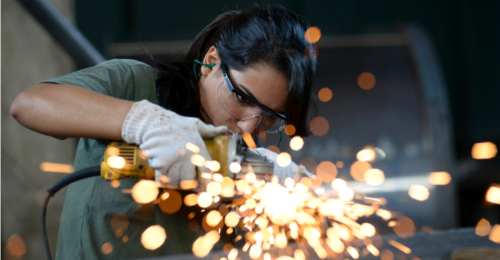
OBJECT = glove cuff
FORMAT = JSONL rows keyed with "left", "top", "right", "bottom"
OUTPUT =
{"left": 122, "top": 100, "right": 163, "bottom": 144}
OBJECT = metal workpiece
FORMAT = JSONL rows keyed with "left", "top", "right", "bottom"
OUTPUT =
{"left": 227, "top": 134, "right": 274, "bottom": 180}
{"left": 236, "top": 148, "right": 274, "bottom": 177}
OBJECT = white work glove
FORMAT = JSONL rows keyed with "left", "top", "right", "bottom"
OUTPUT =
{"left": 254, "top": 147, "right": 313, "bottom": 184}
{"left": 122, "top": 100, "right": 227, "bottom": 187}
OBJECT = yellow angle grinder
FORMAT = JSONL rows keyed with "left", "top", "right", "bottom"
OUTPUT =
{"left": 100, "top": 134, "right": 275, "bottom": 182}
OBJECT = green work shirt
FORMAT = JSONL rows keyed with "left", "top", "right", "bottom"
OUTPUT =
{"left": 45, "top": 59, "right": 210, "bottom": 260}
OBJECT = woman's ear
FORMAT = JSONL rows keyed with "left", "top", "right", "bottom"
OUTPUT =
{"left": 200, "top": 46, "right": 220, "bottom": 76}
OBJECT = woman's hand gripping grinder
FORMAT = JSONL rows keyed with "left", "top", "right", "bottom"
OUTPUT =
{"left": 121, "top": 100, "right": 228, "bottom": 187}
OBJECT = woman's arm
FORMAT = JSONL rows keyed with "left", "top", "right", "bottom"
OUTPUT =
{"left": 10, "top": 83, "right": 133, "bottom": 140}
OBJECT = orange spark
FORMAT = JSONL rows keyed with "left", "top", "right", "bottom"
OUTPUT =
{"left": 366, "top": 244, "right": 380, "bottom": 256}
{"left": 131, "top": 180, "right": 159, "bottom": 204}
{"left": 284, "top": 124, "right": 296, "bottom": 136}
{"left": 40, "top": 162, "right": 74, "bottom": 173}
{"left": 476, "top": 218, "right": 491, "bottom": 237}
{"left": 357, "top": 147, "right": 376, "bottom": 162}
{"left": 428, "top": 172, "right": 451, "bottom": 185}
{"left": 141, "top": 225, "right": 166, "bottom": 250}
{"left": 242, "top": 132, "right": 257, "bottom": 149}
{"left": 184, "top": 193, "right": 198, "bottom": 207}
{"left": 185, "top": 142, "right": 200, "bottom": 153}
{"left": 305, "top": 26, "right": 321, "bottom": 43}
{"left": 290, "top": 136, "right": 304, "bottom": 151}
{"left": 276, "top": 152, "right": 292, "bottom": 167}
{"left": 486, "top": 184, "right": 500, "bottom": 204}
{"left": 191, "top": 154, "right": 206, "bottom": 167}
{"left": 489, "top": 224, "right": 500, "bottom": 243}
{"left": 357, "top": 72, "right": 376, "bottom": 90}
{"left": 207, "top": 182, "right": 222, "bottom": 196}
{"left": 101, "top": 242, "right": 113, "bottom": 254}
{"left": 472, "top": 142, "right": 497, "bottom": 159}
{"left": 388, "top": 239, "right": 411, "bottom": 254}
{"left": 393, "top": 217, "right": 416, "bottom": 238}
{"left": 5, "top": 234, "right": 27, "bottom": 257}
{"left": 318, "top": 87, "right": 333, "bottom": 102}
{"left": 350, "top": 161, "right": 371, "bottom": 181}
{"left": 316, "top": 161, "right": 338, "bottom": 183}
{"left": 364, "top": 169, "right": 385, "bottom": 186}
{"left": 310, "top": 116, "right": 329, "bottom": 136}
{"left": 197, "top": 192, "right": 213, "bottom": 208}
{"left": 408, "top": 185, "right": 430, "bottom": 201}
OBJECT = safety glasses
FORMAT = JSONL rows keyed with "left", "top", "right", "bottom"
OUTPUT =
{"left": 219, "top": 62, "right": 287, "bottom": 133}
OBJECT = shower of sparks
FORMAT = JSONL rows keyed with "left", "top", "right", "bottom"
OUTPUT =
{"left": 191, "top": 173, "right": 390, "bottom": 259}
{"left": 111, "top": 141, "right": 436, "bottom": 260}
{"left": 128, "top": 168, "right": 412, "bottom": 258}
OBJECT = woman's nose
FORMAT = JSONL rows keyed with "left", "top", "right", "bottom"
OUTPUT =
{"left": 236, "top": 117, "right": 260, "bottom": 134}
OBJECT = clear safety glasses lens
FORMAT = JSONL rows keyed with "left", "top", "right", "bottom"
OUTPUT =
{"left": 217, "top": 80, "right": 285, "bottom": 133}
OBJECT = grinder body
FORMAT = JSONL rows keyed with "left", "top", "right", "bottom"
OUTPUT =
{"left": 101, "top": 134, "right": 274, "bottom": 182}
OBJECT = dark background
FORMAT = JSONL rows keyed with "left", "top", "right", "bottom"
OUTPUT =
{"left": 74, "top": 0, "right": 500, "bottom": 160}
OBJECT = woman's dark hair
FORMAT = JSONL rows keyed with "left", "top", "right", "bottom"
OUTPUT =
{"left": 153, "top": 5, "right": 317, "bottom": 137}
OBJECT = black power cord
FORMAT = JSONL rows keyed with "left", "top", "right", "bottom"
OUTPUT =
{"left": 42, "top": 165, "right": 101, "bottom": 260}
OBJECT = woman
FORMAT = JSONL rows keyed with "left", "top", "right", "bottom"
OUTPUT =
{"left": 11, "top": 5, "right": 316, "bottom": 260}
